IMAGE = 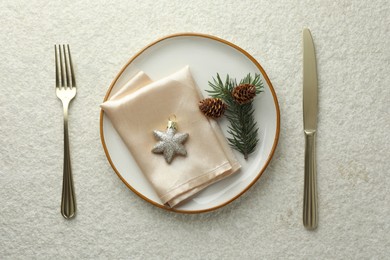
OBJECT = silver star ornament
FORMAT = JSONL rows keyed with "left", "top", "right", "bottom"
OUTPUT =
{"left": 151, "top": 122, "right": 189, "bottom": 164}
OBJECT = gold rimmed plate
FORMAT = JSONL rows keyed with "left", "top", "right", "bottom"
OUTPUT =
{"left": 100, "top": 33, "right": 280, "bottom": 213}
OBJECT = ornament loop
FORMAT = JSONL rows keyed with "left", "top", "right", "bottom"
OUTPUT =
{"left": 168, "top": 114, "right": 177, "bottom": 121}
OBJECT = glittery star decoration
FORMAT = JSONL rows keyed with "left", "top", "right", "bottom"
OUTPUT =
{"left": 152, "top": 127, "right": 189, "bottom": 164}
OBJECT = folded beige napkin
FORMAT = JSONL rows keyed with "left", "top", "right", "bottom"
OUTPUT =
{"left": 101, "top": 66, "right": 240, "bottom": 207}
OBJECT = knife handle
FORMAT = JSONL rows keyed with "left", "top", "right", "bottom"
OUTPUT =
{"left": 303, "top": 130, "right": 318, "bottom": 230}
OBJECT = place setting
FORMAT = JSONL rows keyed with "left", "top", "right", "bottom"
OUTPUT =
{"left": 4, "top": 1, "right": 390, "bottom": 258}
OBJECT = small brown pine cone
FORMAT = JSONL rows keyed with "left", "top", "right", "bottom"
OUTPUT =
{"left": 198, "top": 98, "right": 227, "bottom": 119}
{"left": 232, "top": 84, "right": 257, "bottom": 104}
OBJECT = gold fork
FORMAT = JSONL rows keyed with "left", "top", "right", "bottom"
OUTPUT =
{"left": 55, "top": 45, "right": 76, "bottom": 219}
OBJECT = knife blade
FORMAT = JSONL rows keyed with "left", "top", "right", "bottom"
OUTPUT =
{"left": 302, "top": 28, "right": 318, "bottom": 230}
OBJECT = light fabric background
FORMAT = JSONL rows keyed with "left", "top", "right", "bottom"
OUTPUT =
{"left": 0, "top": 0, "right": 388, "bottom": 259}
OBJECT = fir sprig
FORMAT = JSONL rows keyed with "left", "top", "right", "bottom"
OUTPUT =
{"left": 207, "top": 73, "right": 263, "bottom": 159}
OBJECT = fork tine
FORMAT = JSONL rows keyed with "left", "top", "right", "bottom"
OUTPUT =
{"left": 67, "top": 45, "right": 76, "bottom": 88}
{"left": 55, "top": 45, "right": 60, "bottom": 87}
{"left": 63, "top": 45, "right": 71, "bottom": 88}
{"left": 59, "top": 45, "right": 65, "bottom": 88}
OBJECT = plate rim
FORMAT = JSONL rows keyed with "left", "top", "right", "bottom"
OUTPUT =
{"left": 99, "top": 32, "right": 280, "bottom": 214}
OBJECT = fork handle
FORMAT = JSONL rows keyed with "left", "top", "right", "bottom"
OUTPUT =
{"left": 61, "top": 104, "right": 76, "bottom": 219}
{"left": 303, "top": 130, "right": 317, "bottom": 229}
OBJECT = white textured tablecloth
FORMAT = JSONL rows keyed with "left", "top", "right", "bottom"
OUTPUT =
{"left": 1, "top": 1, "right": 389, "bottom": 259}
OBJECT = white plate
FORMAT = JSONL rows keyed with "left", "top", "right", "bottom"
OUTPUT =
{"left": 100, "top": 33, "right": 280, "bottom": 213}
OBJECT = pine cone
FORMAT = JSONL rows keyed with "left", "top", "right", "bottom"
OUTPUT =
{"left": 232, "top": 84, "right": 257, "bottom": 104}
{"left": 198, "top": 98, "right": 227, "bottom": 119}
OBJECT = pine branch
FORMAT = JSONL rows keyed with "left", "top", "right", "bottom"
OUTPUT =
{"left": 206, "top": 73, "right": 263, "bottom": 159}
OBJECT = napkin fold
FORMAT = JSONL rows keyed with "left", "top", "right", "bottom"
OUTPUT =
{"left": 101, "top": 66, "right": 240, "bottom": 207}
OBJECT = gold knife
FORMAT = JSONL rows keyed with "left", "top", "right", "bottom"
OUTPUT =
{"left": 303, "top": 28, "right": 318, "bottom": 230}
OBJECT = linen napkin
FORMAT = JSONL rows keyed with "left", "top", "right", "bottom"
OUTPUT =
{"left": 101, "top": 66, "right": 240, "bottom": 207}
